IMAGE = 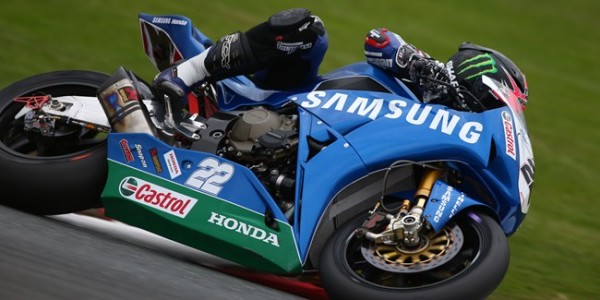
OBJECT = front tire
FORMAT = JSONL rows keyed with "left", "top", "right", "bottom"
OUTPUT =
{"left": 0, "top": 70, "right": 110, "bottom": 215}
{"left": 319, "top": 210, "right": 509, "bottom": 300}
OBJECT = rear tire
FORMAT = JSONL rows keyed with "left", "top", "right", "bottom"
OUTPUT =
{"left": 0, "top": 70, "right": 110, "bottom": 214}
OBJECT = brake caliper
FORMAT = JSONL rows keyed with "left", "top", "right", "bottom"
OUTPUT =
{"left": 355, "top": 211, "right": 388, "bottom": 240}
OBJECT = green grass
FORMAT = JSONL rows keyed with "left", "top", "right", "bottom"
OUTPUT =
{"left": 1, "top": 1, "right": 599, "bottom": 299}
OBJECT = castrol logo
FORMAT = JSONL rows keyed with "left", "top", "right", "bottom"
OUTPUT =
{"left": 119, "top": 176, "right": 197, "bottom": 218}
{"left": 502, "top": 111, "right": 516, "bottom": 160}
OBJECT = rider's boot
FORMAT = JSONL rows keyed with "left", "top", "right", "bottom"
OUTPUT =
{"left": 152, "top": 49, "right": 209, "bottom": 140}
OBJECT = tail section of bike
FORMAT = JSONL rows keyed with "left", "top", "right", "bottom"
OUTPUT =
{"left": 138, "top": 13, "right": 212, "bottom": 71}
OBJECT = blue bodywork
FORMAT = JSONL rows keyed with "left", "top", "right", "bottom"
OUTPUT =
{"left": 124, "top": 13, "right": 531, "bottom": 264}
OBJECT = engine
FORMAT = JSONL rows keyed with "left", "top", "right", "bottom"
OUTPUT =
{"left": 226, "top": 107, "right": 298, "bottom": 160}
{"left": 192, "top": 106, "right": 299, "bottom": 215}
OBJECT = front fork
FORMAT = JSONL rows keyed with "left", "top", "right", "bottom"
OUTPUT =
{"left": 357, "top": 167, "right": 444, "bottom": 247}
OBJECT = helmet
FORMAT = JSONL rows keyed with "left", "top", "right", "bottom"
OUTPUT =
{"left": 446, "top": 42, "right": 528, "bottom": 112}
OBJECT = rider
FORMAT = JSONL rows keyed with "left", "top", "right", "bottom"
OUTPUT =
{"left": 153, "top": 8, "right": 528, "bottom": 134}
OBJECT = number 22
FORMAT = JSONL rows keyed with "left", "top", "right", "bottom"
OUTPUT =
{"left": 185, "top": 158, "right": 234, "bottom": 195}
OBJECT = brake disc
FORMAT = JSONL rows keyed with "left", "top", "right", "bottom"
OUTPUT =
{"left": 360, "top": 224, "right": 464, "bottom": 273}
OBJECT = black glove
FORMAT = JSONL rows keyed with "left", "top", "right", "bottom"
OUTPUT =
{"left": 410, "top": 58, "right": 448, "bottom": 83}
{"left": 410, "top": 59, "right": 447, "bottom": 103}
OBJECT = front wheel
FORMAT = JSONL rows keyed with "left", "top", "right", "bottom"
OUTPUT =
{"left": 0, "top": 70, "right": 110, "bottom": 215}
{"left": 319, "top": 210, "right": 509, "bottom": 300}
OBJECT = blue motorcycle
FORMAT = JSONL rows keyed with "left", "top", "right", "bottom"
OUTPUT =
{"left": 0, "top": 13, "right": 535, "bottom": 300}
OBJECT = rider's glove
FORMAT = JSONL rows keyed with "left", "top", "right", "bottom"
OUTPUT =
{"left": 409, "top": 58, "right": 453, "bottom": 103}
{"left": 364, "top": 28, "right": 407, "bottom": 74}
{"left": 364, "top": 29, "right": 451, "bottom": 103}
{"left": 410, "top": 59, "right": 447, "bottom": 81}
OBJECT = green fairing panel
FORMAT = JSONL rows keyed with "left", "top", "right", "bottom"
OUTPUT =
{"left": 101, "top": 160, "right": 302, "bottom": 274}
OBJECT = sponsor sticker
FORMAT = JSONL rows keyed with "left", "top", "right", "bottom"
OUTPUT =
{"left": 207, "top": 212, "right": 280, "bottom": 247}
{"left": 151, "top": 17, "right": 188, "bottom": 26}
{"left": 163, "top": 149, "right": 182, "bottom": 179}
{"left": 295, "top": 91, "right": 484, "bottom": 144}
{"left": 119, "top": 176, "right": 197, "bottom": 218}
{"left": 502, "top": 111, "right": 516, "bottom": 160}
{"left": 117, "top": 86, "right": 138, "bottom": 103}
{"left": 134, "top": 144, "right": 147, "bottom": 168}
{"left": 119, "top": 139, "right": 134, "bottom": 163}
{"left": 149, "top": 148, "right": 163, "bottom": 173}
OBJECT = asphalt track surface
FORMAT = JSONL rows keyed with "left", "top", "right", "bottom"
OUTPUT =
{"left": 0, "top": 205, "right": 327, "bottom": 300}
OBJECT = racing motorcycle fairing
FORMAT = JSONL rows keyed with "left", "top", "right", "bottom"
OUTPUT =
{"left": 95, "top": 64, "right": 532, "bottom": 270}
{"left": 102, "top": 132, "right": 303, "bottom": 274}
{"left": 289, "top": 90, "right": 530, "bottom": 260}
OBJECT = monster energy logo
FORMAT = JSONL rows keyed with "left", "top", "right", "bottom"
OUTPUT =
{"left": 457, "top": 53, "right": 497, "bottom": 80}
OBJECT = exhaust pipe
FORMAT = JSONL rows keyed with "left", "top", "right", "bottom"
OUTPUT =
{"left": 97, "top": 67, "right": 157, "bottom": 136}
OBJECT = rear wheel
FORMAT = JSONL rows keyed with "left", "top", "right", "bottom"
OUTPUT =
{"left": 319, "top": 210, "right": 509, "bottom": 300}
{"left": 0, "top": 70, "right": 110, "bottom": 214}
